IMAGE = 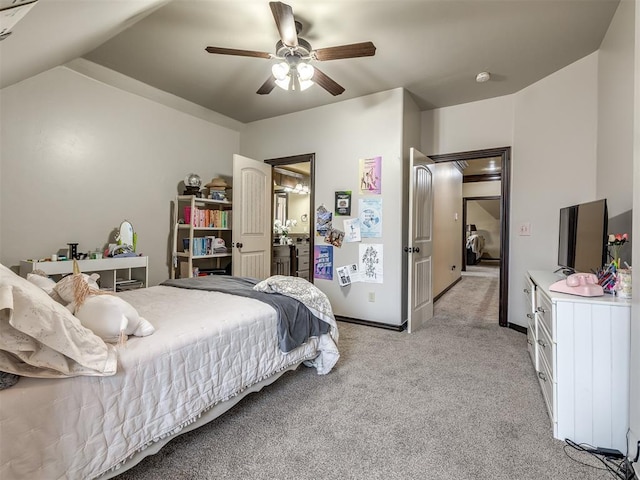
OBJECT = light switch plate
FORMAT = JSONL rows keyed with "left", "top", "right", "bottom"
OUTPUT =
{"left": 519, "top": 223, "right": 532, "bottom": 236}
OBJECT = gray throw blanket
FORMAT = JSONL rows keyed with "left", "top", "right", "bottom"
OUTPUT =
{"left": 160, "top": 276, "right": 330, "bottom": 353}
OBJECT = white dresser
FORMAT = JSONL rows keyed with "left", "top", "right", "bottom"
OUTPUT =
{"left": 524, "top": 270, "right": 631, "bottom": 451}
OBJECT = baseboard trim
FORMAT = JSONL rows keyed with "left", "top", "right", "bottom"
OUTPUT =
{"left": 434, "top": 276, "right": 462, "bottom": 303}
{"left": 508, "top": 323, "right": 527, "bottom": 335}
{"left": 336, "top": 315, "right": 406, "bottom": 332}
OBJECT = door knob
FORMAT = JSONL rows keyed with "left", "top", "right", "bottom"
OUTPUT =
{"left": 237, "top": 242, "right": 243, "bottom": 249}
{"left": 414, "top": 247, "right": 420, "bottom": 253}
{"left": 403, "top": 246, "right": 409, "bottom": 253}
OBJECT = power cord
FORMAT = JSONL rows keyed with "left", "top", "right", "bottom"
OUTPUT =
{"left": 564, "top": 438, "right": 636, "bottom": 479}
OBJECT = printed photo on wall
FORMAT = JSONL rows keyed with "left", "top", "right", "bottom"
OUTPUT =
{"left": 336, "top": 265, "right": 352, "bottom": 286}
{"left": 343, "top": 218, "right": 362, "bottom": 243}
{"left": 359, "top": 244, "right": 383, "bottom": 283}
{"left": 337, "top": 264, "right": 361, "bottom": 287}
{"left": 358, "top": 198, "right": 382, "bottom": 238}
{"left": 334, "top": 191, "right": 352, "bottom": 216}
{"left": 324, "top": 228, "right": 345, "bottom": 248}
{"left": 359, "top": 156, "right": 382, "bottom": 195}
{"left": 314, "top": 245, "right": 333, "bottom": 280}
{"left": 315, "top": 205, "right": 332, "bottom": 237}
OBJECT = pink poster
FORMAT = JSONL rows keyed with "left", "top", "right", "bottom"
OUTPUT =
{"left": 313, "top": 245, "right": 333, "bottom": 280}
{"left": 359, "top": 156, "right": 382, "bottom": 195}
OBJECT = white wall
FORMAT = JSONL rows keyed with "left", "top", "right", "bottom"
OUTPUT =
{"left": 0, "top": 66, "right": 240, "bottom": 286}
{"left": 432, "top": 162, "right": 463, "bottom": 296}
{"left": 510, "top": 53, "right": 599, "bottom": 326}
{"left": 287, "top": 193, "right": 310, "bottom": 235}
{"left": 421, "top": 94, "right": 515, "bottom": 154}
{"left": 597, "top": 0, "right": 635, "bottom": 218}
{"left": 421, "top": 53, "right": 600, "bottom": 328}
{"left": 463, "top": 181, "right": 501, "bottom": 198}
{"left": 241, "top": 89, "right": 407, "bottom": 326}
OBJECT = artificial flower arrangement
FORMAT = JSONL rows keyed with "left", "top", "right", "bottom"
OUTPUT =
{"left": 598, "top": 233, "right": 630, "bottom": 295}
{"left": 273, "top": 219, "right": 297, "bottom": 237}
{"left": 607, "top": 233, "right": 629, "bottom": 268}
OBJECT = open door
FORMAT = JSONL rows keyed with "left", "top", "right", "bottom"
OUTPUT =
{"left": 406, "top": 148, "right": 434, "bottom": 333}
{"left": 232, "top": 154, "right": 272, "bottom": 279}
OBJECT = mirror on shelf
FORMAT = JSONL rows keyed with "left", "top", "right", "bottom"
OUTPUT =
{"left": 117, "top": 220, "right": 135, "bottom": 250}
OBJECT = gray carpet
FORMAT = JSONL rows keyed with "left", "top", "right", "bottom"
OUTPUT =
{"left": 115, "top": 276, "right": 608, "bottom": 479}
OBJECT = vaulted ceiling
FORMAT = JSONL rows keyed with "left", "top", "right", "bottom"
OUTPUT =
{"left": 0, "top": 0, "right": 619, "bottom": 124}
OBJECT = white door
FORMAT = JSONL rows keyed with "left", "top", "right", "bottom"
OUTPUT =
{"left": 232, "top": 154, "right": 272, "bottom": 280}
{"left": 407, "top": 148, "right": 434, "bottom": 333}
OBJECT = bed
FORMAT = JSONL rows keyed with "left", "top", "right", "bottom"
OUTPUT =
{"left": 465, "top": 234, "right": 485, "bottom": 265}
{"left": 0, "top": 268, "right": 338, "bottom": 480}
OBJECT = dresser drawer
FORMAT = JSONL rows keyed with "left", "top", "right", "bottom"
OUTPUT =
{"left": 296, "top": 270, "right": 309, "bottom": 281}
{"left": 527, "top": 318, "right": 537, "bottom": 369}
{"left": 297, "top": 255, "right": 310, "bottom": 269}
{"left": 537, "top": 356, "right": 555, "bottom": 423}
{"left": 296, "top": 244, "right": 309, "bottom": 256}
{"left": 536, "top": 320, "right": 554, "bottom": 380}
{"left": 273, "top": 245, "right": 292, "bottom": 257}
{"left": 524, "top": 275, "right": 536, "bottom": 311}
{"left": 535, "top": 291, "right": 553, "bottom": 339}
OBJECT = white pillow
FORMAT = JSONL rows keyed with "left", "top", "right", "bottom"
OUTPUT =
{"left": 0, "top": 263, "right": 117, "bottom": 378}
{"left": 26, "top": 273, "right": 56, "bottom": 295}
{"left": 74, "top": 295, "right": 155, "bottom": 344}
{"left": 26, "top": 273, "right": 66, "bottom": 304}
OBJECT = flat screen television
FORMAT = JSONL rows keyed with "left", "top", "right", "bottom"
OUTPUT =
{"left": 557, "top": 199, "right": 608, "bottom": 274}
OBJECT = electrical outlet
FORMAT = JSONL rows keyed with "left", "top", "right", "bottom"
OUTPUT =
{"left": 368, "top": 292, "right": 375, "bottom": 302}
{"left": 519, "top": 223, "right": 532, "bottom": 236}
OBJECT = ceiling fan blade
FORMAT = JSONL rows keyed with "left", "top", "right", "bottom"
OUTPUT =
{"left": 269, "top": 1, "right": 298, "bottom": 47}
{"left": 312, "top": 67, "right": 345, "bottom": 96}
{"left": 205, "top": 46, "right": 271, "bottom": 59}
{"left": 257, "top": 76, "right": 277, "bottom": 95}
{"left": 313, "top": 42, "right": 376, "bottom": 61}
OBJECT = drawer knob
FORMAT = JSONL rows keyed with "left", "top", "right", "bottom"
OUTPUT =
{"left": 537, "top": 371, "right": 547, "bottom": 382}
{"left": 537, "top": 339, "right": 547, "bottom": 348}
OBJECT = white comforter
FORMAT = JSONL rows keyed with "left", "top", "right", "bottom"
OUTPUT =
{"left": 0, "top": 286, "right": 336, "bottom": 480}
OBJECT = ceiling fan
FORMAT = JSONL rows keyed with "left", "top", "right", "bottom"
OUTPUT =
{"left": 205, "top": 1, "right": 376, "bottom": 96}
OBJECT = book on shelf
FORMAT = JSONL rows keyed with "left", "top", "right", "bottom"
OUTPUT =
{"left": 182, "top": 206, "right": 231, "bottom": 228}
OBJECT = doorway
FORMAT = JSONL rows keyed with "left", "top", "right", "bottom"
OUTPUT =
{"left": 429, "top": 147, "right": 511, "bottom": 328}
{"left": 264, "top": 153, "right": 315, "bottom": 282}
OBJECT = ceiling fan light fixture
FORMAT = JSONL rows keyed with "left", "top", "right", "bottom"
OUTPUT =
{"left": 272, "top": 62, "right": 289, "bottom": 81}
{"left": 297, "top": 62, "right": 314, "bottom": 81}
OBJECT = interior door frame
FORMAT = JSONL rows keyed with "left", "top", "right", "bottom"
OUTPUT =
{"left": 428, "top": 147, "right": 511, "bottom": 328}
{"left": 264, "top": 153, "right": 315, "bottom": 283}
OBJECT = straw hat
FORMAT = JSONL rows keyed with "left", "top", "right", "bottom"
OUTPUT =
{"left": 204, "top": 177, "right": 230, "bottom": 189}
